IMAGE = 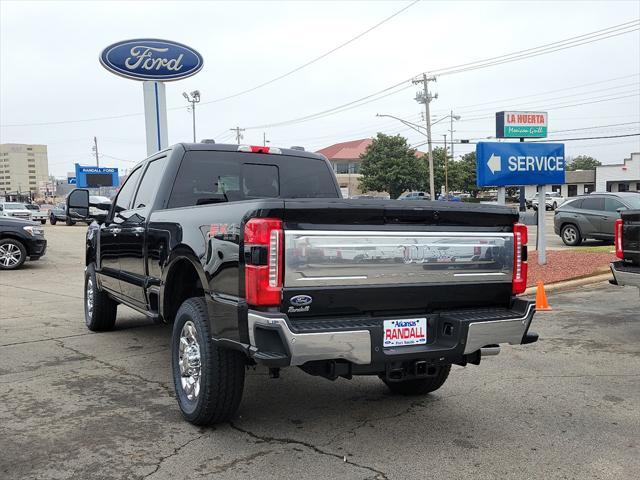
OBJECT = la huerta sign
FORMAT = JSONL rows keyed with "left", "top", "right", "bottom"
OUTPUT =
{"left": 100, "top": 39, "right": 203, "bottom": 81}
{"left": 496, "top": 111, "right": 548, "bottom": 138}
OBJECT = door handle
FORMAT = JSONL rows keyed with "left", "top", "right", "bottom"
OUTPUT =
{"left": 132, "top": 226, "right": 145, "bottom": 236}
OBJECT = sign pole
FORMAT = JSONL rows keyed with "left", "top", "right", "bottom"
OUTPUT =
{"left": 497, "top": 186, "right": 506, "bottom": 205}
{"left": 537, "top": 185, "right": 546, "bottom": 265}
{"left": 143, "top": 81, "right": 168, "bottom": 157}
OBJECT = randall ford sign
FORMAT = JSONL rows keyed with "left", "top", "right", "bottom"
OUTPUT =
{"left": 495, "top": 111, "right": 548, "bottom": 138}
{"left": 100, "top": 39, "right": 203, "bottom": 81}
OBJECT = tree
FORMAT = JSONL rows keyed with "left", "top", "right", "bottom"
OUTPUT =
{"left": 359, "top": 133, "right": 427, "bottom": 199}
{"left": 448, "top": 152, "right": 481, "bottom": 196}
{"left": 566, "top": 155, "right": 601, "bottom": 171}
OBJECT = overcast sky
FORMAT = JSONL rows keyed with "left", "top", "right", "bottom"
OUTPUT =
{"left": 1, "top": 0, "right": 639, "bottom": 177}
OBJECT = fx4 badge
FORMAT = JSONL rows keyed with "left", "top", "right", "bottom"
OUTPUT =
{"left": 288, "top": 295, "right": 312, "bottom": 313}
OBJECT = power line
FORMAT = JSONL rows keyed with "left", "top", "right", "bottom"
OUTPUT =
{"left": 4, "top": 19, "right": 637, "bottom": 129}
{"left": 410, "top": 132, "right": 640, "bottom": 148}
{"left": 199, "top": 0, "right": 421, "bottom": 105}
{"left": 244, "top": 20, "right": 639, "bottom": 130}
{"left": 426, "top": 21, "right": 639, "bottom": 77}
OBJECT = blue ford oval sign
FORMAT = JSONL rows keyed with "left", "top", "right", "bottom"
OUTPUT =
{"left": 100, "top": 39, "right": 203, "bottom": 81}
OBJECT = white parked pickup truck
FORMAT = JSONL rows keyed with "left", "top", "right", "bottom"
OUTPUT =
{"left": 24, "top": 204, "right": 48, "bottom": 224}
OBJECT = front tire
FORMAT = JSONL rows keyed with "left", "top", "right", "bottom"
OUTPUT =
{"left": 84, "top": 263, "right": 117, "bottom": 331}
{"left": 172, "top": 297, "right": 246, "bottom": 425}
{"left": 66, "top": 217, "right": 76, "bottom": 226}
{"left": 49, "top": 215, "right": 57, "bottom": 225}
{"left": 561, "top": 224, "right": 582, "bottom": 246}
{"left": 0, "top": 238, "right": 27, "bottom": 270}
{"left": 40, "top": 219, "right": 46, "bottom": 225}
{"left": 381, "top": 365, "right": 451, "bottom": 395}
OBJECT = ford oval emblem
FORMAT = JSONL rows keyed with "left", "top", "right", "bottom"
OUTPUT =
{"left": 290, "top": 295, "right": 313, "bottom": 307}
{"left": 100, "top": 39, "right": 203, "bottom": 81}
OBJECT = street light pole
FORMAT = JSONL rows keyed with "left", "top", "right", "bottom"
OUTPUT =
{"left": 413, "top": 74, "right": 437, "bottom": 200}
{"left": 183, "top": 90, "right": 201, "bottom": 142}
{"left": 443, "top": 134, "right": 448, "bottom": 197}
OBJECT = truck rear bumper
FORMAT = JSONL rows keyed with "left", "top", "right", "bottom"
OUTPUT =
{"left": 610, "top": 261, "right": 640, "bottom": 292}
{"left": 247, "top": 299, "right": 536, "bottom": 368}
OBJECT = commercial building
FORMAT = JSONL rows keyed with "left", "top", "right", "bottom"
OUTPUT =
{"left": 595, "top": 152, "right": 640, "bottom": 192}
{"left": 0, "top": 143, "right": 49, "bottom": 197}
{"left": 316, "top": 138, "right": 424, "bottom": 197}
{"left": 523, "top": 152, "right": 639, "bottom": 199}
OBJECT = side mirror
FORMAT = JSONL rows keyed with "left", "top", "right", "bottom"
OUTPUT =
{"left": 616, "top": 207, "right": 627, "bottom": 213}
{"left": 67, "top": 189, "right": 89, "bottom": 218}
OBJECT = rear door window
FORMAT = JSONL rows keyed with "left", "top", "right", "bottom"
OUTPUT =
{"left": 580, "top": 197, "right": 604, "bottom": 211}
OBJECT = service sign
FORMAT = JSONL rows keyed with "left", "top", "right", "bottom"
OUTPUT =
{"left": 496, "top": 111, "right": 548, "bottom": 138}
{"left": 100, "top": 39, "right": 203, "bottom": 81}
{"left": 476, "top": 142, "right": 565, "bottom": 187}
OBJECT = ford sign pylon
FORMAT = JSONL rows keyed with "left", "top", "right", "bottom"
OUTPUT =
{"left": 100, "top": 39, "right": 204, "bottom": 156}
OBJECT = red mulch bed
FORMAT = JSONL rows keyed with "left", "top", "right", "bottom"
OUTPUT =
{"left": 526, "top": 250, "right": 615, "bottom": 287}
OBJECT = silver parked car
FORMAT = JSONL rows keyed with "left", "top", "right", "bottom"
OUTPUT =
{"left": 553, "top": 192, "right": 640, "bottom": 246}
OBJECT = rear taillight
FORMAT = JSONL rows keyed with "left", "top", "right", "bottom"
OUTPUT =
{"left": 244, "top": 218, "right": 283, "bottom": 306}
{"left": 512, "top": 223, "right": 528, "bottom": 295}
{"left": 615, "top": 218, "right": 624, "bottom": 259}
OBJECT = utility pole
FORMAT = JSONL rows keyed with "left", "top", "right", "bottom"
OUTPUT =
{"left": 183, "top": 91, "right": 201, "bottom": 142}
{"left": 443, "top": 134, "right": 448, "bottom": 197}
{"left": 413, "top": 74, "right": 437, "bottom": 200}
{"left": 93, "top": 136, "right": 99, "bottom": 167}
{"left": 231, "top": 127, "right": 245, "bottom": 145}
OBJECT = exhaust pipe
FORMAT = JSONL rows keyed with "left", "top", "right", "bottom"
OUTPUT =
{"left": 480, "top": 345, "right": 501, "bottom": 357}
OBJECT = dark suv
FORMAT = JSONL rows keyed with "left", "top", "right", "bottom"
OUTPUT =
{"left": 554, "top": 192, "right": 640, "bottom": 246}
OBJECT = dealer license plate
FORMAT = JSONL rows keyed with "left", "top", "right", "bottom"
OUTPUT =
{"left": 383, "top": 318, "right": 427, "bottom": 347}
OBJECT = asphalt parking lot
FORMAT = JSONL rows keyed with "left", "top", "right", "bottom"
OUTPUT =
{"left": 1, "top": 224, "right": 638, "bottom": 479}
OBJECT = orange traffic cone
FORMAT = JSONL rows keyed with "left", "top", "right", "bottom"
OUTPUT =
{"left": 535, "top": 281, "right": 552, "bottom": 311}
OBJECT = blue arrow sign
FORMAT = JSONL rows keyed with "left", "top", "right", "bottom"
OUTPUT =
{"left": 476, "top": 142, "right": 565, "bottom": 187}
{"left": 67, "top": 177, "right": 76, "bottom": 185}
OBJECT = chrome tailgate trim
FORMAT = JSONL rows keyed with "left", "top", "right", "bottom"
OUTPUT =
{"left": 284, "top": 230, "right": 514, "bottom": 287}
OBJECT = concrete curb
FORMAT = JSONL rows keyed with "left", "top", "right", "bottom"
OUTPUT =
{"left": 523, "top": 272, "right": 613, "bottom": 296}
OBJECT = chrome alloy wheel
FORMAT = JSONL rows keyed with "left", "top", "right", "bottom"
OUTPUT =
{"left": 179, "top": 321, "right": 202, "bottom": 401}
{"left": 0, "top": 243, "right": 22, "bottom": 268}
{"left": 86, "top": 277, "right": 94, "bottom": 318}
{"left": 563, "top": 226, "right": 577, "bottom": 244}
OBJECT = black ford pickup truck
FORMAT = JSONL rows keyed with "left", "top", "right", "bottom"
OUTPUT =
{"left": 68, "top": 142, "right": 537, "bottom": 425}
{"left": 611, "top": 209, "right": 640, "bottom": 294}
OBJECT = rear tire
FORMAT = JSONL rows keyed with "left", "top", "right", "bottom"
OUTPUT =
{"left": 172, "top": 297, "right": 246, "bottom": 425}
{"left": 84, "top": 263, "right": 117, "bottom": 331}
{"left": 66, "top": 217, "right": 75, "bottom": 226}
{"left": 561, "top": 224, "right": 582, "bottom": 246}
{"left": 49, "top": 215, "right": 57, "bottom": 225}
{"left": 0, "top": 238, "right": 27, "bottom": 270}
{"left": 381, "top": 365, "right": 451, "bottom": 395}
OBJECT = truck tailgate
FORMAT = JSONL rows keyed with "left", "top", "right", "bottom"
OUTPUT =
{"left": 280, "top": 199, "right": 520, "bottom": 316}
